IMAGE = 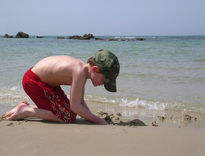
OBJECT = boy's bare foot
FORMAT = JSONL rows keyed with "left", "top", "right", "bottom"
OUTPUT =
{"left": 4, "top": 101, "right": 29, "bottom": 120}
{"left": 6, "top": 102, "right": 31, "bottom": 120}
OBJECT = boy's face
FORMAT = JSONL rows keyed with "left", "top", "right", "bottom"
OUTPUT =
{"left": 90, "top": 66, "right": 104, "bottom": 87}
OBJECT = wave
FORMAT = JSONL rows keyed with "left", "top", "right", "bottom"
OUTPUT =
{"left": 0, "top": 86, "right": 26, "bottom": 103}
{"left": 114, "top": 36, "right": 136, "bottom": 39}
{"left": 10, "top": 86, "right": 19, "bottom": 91}
{"left": 119, "top": 98, "right": 167, "bottom": 111}
{"left": 118, "top": 98, "right": 205, "bottom": 114}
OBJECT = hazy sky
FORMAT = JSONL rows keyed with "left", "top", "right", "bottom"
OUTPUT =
{"left": 0, "top": 0, "right": 205, "bottom": 36}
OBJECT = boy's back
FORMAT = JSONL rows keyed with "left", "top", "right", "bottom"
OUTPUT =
{"left": 31, "top": 55, "right": 86, "bottom": 87}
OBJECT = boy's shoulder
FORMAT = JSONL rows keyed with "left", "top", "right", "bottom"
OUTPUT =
{"left": 65, "top": 56, "right": 87, "bottom": 79}
{"left": 69, "top": 60, "right": 88, "bottom": 91}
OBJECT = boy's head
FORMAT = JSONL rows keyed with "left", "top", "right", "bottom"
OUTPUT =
{"left": 88, "top": 49, "right": 120, "bottom": 92}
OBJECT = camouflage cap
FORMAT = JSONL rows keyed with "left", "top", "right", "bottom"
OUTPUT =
{"left": 93, "top": 49, "right": 120, "bottom": 92}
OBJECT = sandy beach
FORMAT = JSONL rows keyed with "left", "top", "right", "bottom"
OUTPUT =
{"left": 1, "top": 0, "right": 205, "bottom": 155}
{"left": 0, "top": 117, "right": 205, "bottom": 156}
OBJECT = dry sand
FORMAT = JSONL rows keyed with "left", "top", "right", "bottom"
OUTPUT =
{"left": 0, "top": 117, "right": 205, "bottom": 156}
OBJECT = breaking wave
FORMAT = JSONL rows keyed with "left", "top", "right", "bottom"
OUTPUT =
{"left": 119, "top": 98, "right": 167, "bottom": 111}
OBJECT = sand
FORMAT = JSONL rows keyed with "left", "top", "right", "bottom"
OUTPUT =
{"left": 0, "top": 117, "right": 205, "bottom": 156}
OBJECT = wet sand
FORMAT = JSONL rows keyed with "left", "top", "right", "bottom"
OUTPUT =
{"left": 0, "top": 115, "right": 205, "bottom": 156}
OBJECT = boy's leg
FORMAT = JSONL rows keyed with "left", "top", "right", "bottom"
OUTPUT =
{"left": 4, "top": 101, "right": 62, "bottom": 122}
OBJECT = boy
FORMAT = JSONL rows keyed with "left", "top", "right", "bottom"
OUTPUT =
{"left": 4, "top": 49, "right": 120, "bottom": 125}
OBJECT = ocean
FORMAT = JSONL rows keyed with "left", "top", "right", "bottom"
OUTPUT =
{"left": 0, "top": 35, "right": 205, "bottom": 120}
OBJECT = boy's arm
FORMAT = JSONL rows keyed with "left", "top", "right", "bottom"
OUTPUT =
{"left": 70, "top": 72, "right": 107, "bottom": 125}
{"left": 81, "top": 99, "right": 90, "bottom": 111}
{"left": 80, "top": 86, "right": 90, "bottom": 111}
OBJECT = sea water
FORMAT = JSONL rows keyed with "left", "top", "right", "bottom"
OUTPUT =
{"left": 0, "top": 36, "right": 205, "bottom": 118}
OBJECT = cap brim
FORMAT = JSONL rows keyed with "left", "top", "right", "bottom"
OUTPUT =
{"left": 103, "top": 76, "right": 117, "bottom": 92}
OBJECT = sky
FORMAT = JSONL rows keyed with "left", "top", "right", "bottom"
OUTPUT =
{"left": 0, "top": 0, "right": 205, "bottom": 36}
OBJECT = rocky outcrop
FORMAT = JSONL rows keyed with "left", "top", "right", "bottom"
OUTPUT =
{"left": 16, "top": 32, "right": 29, "bottom": 38}
{"left": 95, "top": 38, "right": 104, "bottom": 40}
{"left": 68, "top": 35, "right": 82, "bottom": 40}
{"left": 136, "top": 38, "right": 145, "bottom": 41}
{"left": 108, "top": 38, "right": 118, "bottom": 41}
{"left": 4, "top": 34, "right": 14, "bottom": 38}
{"left": 36, "top": 36, "right": 43, "bottom": 38}
{"left": 4, "top": 32, "right": 29, "bottom": 38}
{"left": 57, "top": 36, "right": 65, "bottom": 39}
{"left": 82, "top": 33, "right": 94, "bottom": 40}
{"left": 68, "top": 33, "right": 94, "bottom": 40}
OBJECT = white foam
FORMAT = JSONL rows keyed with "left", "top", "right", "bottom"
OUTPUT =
{"left": 114, "top": 36, "right": 136, "bottom": 39}
{"left": 119, "top": 98, "right": 167, "bottom": 111}
{"left": 10, "top": 86, "right": 19, "bottom": 91}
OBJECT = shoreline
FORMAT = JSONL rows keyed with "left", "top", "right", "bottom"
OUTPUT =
{"left": 1, "top": 101, "right": 205, "bottom": 128}
{"left": 87, "top": 101, "right": 205, "bottom": 128}
{"left": 0, "top": 119, "right": 204, "bottom": 156}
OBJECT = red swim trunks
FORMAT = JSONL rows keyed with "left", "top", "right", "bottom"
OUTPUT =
{"left": 22, "top": 68, "right": 76, "bottom": 123}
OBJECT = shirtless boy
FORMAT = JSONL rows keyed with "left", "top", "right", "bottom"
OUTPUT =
{"left": 4, "top": 49, "right": 120, "bottom": 125}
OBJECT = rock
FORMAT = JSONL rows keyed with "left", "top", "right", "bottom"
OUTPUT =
{"left": 109, "top": 38, "right": 118, "bottom": 41}
{"left": 158, "top": 116, "right": 166, "bottom": 122}
{"left": 68, "top": 35, "right": 82, "bottom": 40}
{"left": 57, "top": 37, "right": 65, "bottom": 39}
{"left": 36, "top": 36, "right": 43, "bottom": 38}
{"left": 68, "top": 33, "right": 94, "bottom": 40}
{"left": 184, "top": 114, "right": 192, "bottom": 121}
{"left": 83, "top": 33, "right": 94, "bottom": 40}
{"left": 4, "top": 34, "right": 14, "bottom": 38}
{"left": 152, "top": 121, "right": 158, "bottom": 127}
{"left": 16, "top": 32, "right": 29, "bottom": 38}
{"left": 129, "top": 119, "right": 146, "bottom": 126}
{"left": 136, "top": 38, "right": 145, "bottom": 41}
{"left": 95, "top": 38, "right": 104, "bottom": 40}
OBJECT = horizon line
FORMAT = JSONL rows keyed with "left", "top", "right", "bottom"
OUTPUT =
{"left": 1, "top": 34, "right": 205, "bottom": 37}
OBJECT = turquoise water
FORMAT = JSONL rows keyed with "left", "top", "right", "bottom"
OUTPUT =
{"left": 0, "top": 36, "right": 205, "bottom": 116}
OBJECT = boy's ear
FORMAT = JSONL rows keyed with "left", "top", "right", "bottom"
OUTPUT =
{"left": 91, "top": 66, "right": 100, "bottom": 73}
